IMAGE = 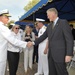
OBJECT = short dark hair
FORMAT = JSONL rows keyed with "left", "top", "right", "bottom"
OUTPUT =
{"left": 8, "top": 25, "right": 13, "bottom": 29}
{"left": 70, "top": 24, "right": 73, "bottom": 27}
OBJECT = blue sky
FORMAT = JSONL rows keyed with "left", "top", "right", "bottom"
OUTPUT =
{"left": 0, "top": 0, "right": 29, "bottom": 21}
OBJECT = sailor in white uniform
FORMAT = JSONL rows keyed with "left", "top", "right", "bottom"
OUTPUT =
{"left": 0, "top": 9, "right": 28, "bottom": 75}
{"left": 34, "top": 18, "right": 48, "bottom": 75}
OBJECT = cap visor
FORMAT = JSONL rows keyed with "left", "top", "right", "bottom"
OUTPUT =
{"left": 4, "top": 14, "right": 11, "bottom": 17}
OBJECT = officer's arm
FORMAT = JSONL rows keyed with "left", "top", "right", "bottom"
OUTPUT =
{"left": 34, "top": 28, "right": 48, "bottom": 46}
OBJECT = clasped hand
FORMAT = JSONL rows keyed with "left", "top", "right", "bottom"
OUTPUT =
{"left": 27, "top": 41, "right": 33, "bottom": 48}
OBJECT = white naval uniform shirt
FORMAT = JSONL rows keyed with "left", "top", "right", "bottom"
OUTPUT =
{"left": 0, "top": 21, "right": 27, "bottom": 62}
{"left": 38, "top": 25, "right": 47, "bottom": 43}
{"left": 38, "top": 25, "right": 48, "bottom": 55}
{"left": 7, "top": 32, "right": 21, "bottom": 52}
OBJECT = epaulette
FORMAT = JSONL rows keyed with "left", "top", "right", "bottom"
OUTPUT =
{"left": 44, "top": 26, "right": 47, "bottom": 29}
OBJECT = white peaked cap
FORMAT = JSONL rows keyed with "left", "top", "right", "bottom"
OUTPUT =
{"left": 36, "top": 18, "right": 45, "bottom": 22}
{"left": 10, "top": 23, "right": 15, "bottom": 26}
{"left": 0, "top": 9, "right": 11, "bottom": 17}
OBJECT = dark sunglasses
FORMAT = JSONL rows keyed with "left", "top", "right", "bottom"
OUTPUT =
{"left": 15, "top": 28, "right": 19, "bottom": 29}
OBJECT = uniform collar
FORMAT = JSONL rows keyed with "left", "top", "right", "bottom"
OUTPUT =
{"left": 41, "top": 25, "right": 45, "bottom": 29}
{"left": 0, "top": 21, "right": 4, "bottom": 25}
{"left": 0, "top": 21, "right": 7, "bottom": 26}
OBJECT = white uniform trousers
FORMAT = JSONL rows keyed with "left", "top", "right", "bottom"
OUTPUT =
{"left": 37, "top": 54, "right": 48, "bottom": 75}
{"left": 24, "top": 47, "right": 33, "bottom": 72}
{"left": 0, "top": 61, "right": 6, "bottom": 75}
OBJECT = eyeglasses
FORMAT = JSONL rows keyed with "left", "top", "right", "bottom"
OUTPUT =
{"left": 15, "top": 28, "right": 19, "bottom": 29}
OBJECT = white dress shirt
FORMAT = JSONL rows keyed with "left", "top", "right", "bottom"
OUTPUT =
{"left": 7, "top": 32, "right": 21, "bottom": 52}
{"left": 54, "top": 17, "right": 59, "bottom": 26}
{"left": 0, "top": 21, "right": 27, "bottom": 62}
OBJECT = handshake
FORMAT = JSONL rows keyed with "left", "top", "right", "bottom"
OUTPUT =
{"left": 26, "top": 41, "right": 34, "bottom": 48}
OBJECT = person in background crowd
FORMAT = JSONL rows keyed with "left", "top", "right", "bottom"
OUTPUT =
{"left": 34, "top": 18, "right": 48, "bottom": 75}
{"left": 70, "top": 24, "right": 75, "bottom": 40}
{"left": 23, "top": 25, "right": 35, "bottom": 73}
{"left": 28, "top": 8, "right": 73, "bottom": 75}
{"left": 7, "top": 24, "right": 22, "bottom": 75}
{"left": 33, "top": 22, "right": 39, "bottom": 64}
{"left": 0, "top": 9, "right": 29, "bottom": 75}
{"left": 8, "top": 24, "right": 13, "bottom": 29}
{"left": 18, "top": 27, "right": 24, "bottom": 53}
{"left": 19, "top": 28, "right": 24, "bottom": 40}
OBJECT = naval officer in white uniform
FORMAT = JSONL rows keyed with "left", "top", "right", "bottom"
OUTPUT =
{"left": 34, "top": 18, "right": 48, "bottom": 75}
{"left": 0, "top": 9, "right": 29, "bottom": 75}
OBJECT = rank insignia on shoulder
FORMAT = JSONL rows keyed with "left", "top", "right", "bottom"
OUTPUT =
{"left": 44, "top": 26, "right": 47, "bottom": 29}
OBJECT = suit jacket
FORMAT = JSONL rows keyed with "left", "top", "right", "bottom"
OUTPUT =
{"left": 35, "top": 19, "right": 74, "bottom": 62}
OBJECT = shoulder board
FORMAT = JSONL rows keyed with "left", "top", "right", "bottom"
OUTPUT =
{"left": 44, "top": 26, "right": 47, "bottom": 29}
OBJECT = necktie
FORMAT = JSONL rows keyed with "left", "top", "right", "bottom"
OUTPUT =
{"left": 52, "top": 21, "right": 54, "bottom": 29}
